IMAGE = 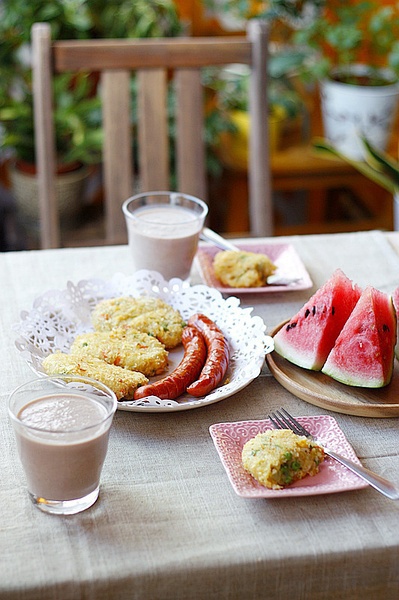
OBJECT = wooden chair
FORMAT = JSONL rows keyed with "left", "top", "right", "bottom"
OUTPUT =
{"left": 31, "top": 21, "right": 271, "bottom": 249}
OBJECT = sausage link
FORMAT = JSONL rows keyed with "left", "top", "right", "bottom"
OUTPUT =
{"left": 134, "top": 326, "right": 206, "bottom": 400}
{"left": 186, "top": 313, "right": 230, "bottom": 397}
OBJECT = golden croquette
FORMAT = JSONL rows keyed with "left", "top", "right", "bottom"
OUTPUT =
{"left": 70, "top": 330, "right": 168, "bottom": 377}
{"left": 42, "top": 352, "right": 148, "bottom": 400}
{"left": 213, "top": 250, "right": 276, "bottom": 288}
{"left": 91, "top": 296, "right": 185, "bottom": 349}
{"left": 242, "top": 429, "right": 325, "bottom": 490}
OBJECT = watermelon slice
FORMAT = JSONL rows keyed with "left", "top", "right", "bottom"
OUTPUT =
{"left": 322, "top": 286, "right": 396, "bottom": 388}
{"left": 273, "top": 269, "right": 361, "bottom": 370}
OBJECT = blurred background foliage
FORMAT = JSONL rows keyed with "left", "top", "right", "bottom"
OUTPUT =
{"left": 0, "top": 1, "right": 183, "bottom": 167}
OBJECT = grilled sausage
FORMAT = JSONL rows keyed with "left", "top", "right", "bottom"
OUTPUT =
{"left": 186, "top": 313, "right": 230, "bottom": 397}
{"left": 133, "top": 326, "right": 206, "bottom": 400}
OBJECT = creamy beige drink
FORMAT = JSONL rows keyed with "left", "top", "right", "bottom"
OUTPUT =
{"left": 123, "top": 192, "right": 208, "bottom": 281}
{"left": 8, "top": 376, "right": 117, "bottom": 514}
{"left": 16, "top": 394, "right": 110, "bottom": 501}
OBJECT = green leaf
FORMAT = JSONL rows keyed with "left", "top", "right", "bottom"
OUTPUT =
{"left": 360, "top": 136, "right": 399, "bottom": 185}
{"left": 312, "top": 137, "right": 399, "bottom": 194}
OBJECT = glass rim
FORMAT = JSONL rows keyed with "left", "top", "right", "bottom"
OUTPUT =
{"left": 122, "top": 190, "right": 208, "bottom": 224}
{"left": 8, "top": 374, "right": 118, "bottom": 435}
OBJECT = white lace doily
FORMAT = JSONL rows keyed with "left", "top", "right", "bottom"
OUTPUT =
{"left": 14, "top": 270, "right": 273, "bottom": 412}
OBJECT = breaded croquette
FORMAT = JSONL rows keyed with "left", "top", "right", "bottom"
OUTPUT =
{"left": 91, "top": 296, "right": 185, "bottom": 349}
{"left": 213, "top": 250, "right": 276, "bottom": 288}
{"left": 70, "top": 330, "right": 168, "bottom": 377}
{"left": 120, "top": 307, "right": 185, "bottom": 349}
{"left": 42, "top": 352, "right": 148, "bottom": 400}
{"left": 242, "top": 429, "right": 325, "bottom": 490}
{"left": 92, "top": 296, "right": 165, "bottom": 327}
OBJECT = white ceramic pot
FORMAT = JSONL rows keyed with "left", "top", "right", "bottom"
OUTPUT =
{"left": 320, "top": 65, "right": 399, "bottom": 160}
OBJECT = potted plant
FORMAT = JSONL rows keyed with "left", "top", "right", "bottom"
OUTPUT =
{"left": 313, "top": 135, "right": 399, "bottom": 228}
{"left": 206, "top": 1, "right": 399, "bottom": 159}
{"left": 0, "top": 62, "right": 104, "bottom": 233}
{"left": 204, "top": 0, "right": 325, "bottom": 30}
{"left": 0, "top": 70, "right": 103, "bottom": 231}
{"left": 0, "top": 0, "right": 183, "bottom": 238}
{"left": 202, "top": 45, "right": 307, "bottom": 171}
{"left": 292, "top": 1, "right": 399, "bottom": 159}
{"left": 202, "top": 1, "right": 324, "bottom": 165}
{"left": 0, "top": 0, "right": 98, "bottom": 234}
{"left": 0, "top": 0, "right": 184, "bottom": 167}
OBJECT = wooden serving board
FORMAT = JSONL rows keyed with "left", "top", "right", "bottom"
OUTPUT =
{"left": 266, "top": 322, "right": 399, "bottom": 418}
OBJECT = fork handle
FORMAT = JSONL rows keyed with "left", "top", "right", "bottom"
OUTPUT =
{"left": 200, "top": 227, "right": 240, "bottom": 252}
{"left": 325, "top": 448, "right": 399, "bottom": 500}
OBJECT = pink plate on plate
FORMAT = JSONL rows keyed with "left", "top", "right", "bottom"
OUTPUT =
{"left": 209, "top": 415, "right": 368, "bottom": 498}
{"left": 196, "top": 242, "right": 312, "bottom": 293}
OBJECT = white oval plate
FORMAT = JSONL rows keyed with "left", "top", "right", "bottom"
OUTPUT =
{"left": 14, "top": 270, "right": 273, "bottom": 413}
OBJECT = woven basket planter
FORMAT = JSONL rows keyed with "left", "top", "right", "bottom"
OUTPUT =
{"left": 10, "top": 164, "right": 89, "bottom": 235}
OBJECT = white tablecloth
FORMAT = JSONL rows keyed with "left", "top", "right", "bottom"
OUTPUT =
{"left": 1, "top": 230, "right": 399, "bottom": 599}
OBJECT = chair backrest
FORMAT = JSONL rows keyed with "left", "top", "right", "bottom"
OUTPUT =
{"left": 31, "top": 21, "right": 271, "bottom": 249}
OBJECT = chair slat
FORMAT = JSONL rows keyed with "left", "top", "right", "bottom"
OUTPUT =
{"left": 175, "top": 69, "right": 207, "bottom": 201}
{"left": 102, "top": 70, "right": 133, "bottom": 243}
{"left": 137, "top": 69, "right": 170, "bottom": 192}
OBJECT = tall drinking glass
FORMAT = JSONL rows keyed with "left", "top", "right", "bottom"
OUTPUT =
{"left": 122, "top": 191, "right": 208, "bottom": 281}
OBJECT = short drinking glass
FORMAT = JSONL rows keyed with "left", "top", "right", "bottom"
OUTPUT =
{"left": 8, "top": 375, "right": 117, "bottom": 515}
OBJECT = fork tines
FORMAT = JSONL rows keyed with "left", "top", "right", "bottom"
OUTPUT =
{"left": 269, "top": 408, "right": 310, "bottom": 438}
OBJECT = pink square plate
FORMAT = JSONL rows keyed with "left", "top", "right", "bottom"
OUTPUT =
{"left": 196, "top": 242, "right": 312, "bottom": 293}
{"left": 209, "top": 415, "right": 368, "bottom": 498}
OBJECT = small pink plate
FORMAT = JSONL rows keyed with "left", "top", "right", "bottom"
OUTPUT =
{"left": 196, "top": 242, "right": 312, "bottom": 293}
{"left": 209, "top": 415, "right": 368, "bottom": 498}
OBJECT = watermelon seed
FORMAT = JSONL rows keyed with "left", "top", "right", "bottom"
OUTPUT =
{"left": 383, "top": 324, "right": 389, "bottom": 332}
{"left": 286, "top": 322, "right": 297, "bottom": 331}
{"left": 332, "top": 306, "right": 335, "bottom": 315}
{"left": 312, "top": 306, "right": 316, "bottom": 315}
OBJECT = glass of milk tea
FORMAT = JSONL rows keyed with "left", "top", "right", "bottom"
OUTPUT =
{"left": 122, "top": 191, "right": 208, "bottom": 281}
{"left": 8, "top": 375, "right": 117, "bottom": 515}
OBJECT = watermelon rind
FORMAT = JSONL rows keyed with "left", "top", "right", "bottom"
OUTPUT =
{"left": 273, "top": 269, "right": 361, "bottom": 370}
{"left": 322, "top": 286, "right": 396, "bottom": 388}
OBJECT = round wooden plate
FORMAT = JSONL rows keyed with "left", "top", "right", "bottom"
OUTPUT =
{"left": 266, "top": 322, "right": 399, "bottom": 418}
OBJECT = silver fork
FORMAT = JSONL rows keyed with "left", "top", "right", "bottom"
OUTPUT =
{"left": 269, "top": 408, "right": 399, "bottom": 500}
